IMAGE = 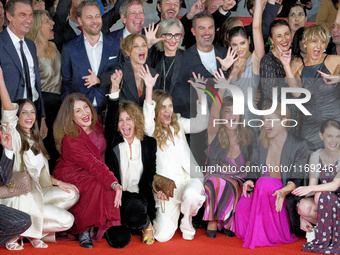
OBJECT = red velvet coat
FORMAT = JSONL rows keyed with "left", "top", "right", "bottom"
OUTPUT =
{"left": 53, "top": 121, "right": 121, "bottom": 234}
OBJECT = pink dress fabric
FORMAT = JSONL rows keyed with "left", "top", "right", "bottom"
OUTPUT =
{"left": 235, "top": 177, "right": 297, "bottom": 249}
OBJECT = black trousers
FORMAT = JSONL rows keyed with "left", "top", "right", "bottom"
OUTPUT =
{"left": 105, "top": 192, "right": 150, "bottom": 248}
{"left": 0, "top": 205, "right": 31, "bottom": 246}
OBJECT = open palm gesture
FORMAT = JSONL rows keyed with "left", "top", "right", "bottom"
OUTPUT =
{"left": 216, "top": 47, "right": 239, "bottom": 71}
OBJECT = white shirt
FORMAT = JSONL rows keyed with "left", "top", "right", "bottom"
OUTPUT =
{"left": 7, "top": 27, "right": 39, "bottom": 102}
{"left": 197, "top": 48, "right": 217, "bottom": 75}
{"left": 69, "top": 19, "right": 82, "bottom": 36}
{"left": 122, "top": 27, "right": 132, "bottom": 39}
{"left": 119, "top": 136, "right": 143, "bottom": 193}
{"left": 84, "top": 32, "right": 103, "bottom": 107}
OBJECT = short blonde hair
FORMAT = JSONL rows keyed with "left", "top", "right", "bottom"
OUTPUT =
{"left": 155, "top": 18, "right": 184, "bottom": 52}
{"left": 120, "top": 34, "right": 148, "bottom": 56}
{"left": 303, "top": 23, "right": 330, "bottom": 45}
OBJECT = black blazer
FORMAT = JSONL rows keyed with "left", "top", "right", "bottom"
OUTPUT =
{"left": 248, "top": 131, "right": 309, "bottom": 234}
{"left": 105, "top": 98, "right": 157, "bottom": 221}
{"left": 147, "top": 48, "right": 184, "bottom": 95}
{"left": 101, "top": 62, "right": 159, "bottom": 107}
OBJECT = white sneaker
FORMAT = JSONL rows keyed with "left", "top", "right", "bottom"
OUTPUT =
{"left": 306, "top": 227, "right": 316, "bottom": 242}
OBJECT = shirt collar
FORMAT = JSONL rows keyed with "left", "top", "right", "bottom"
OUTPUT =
{"left": 123, "top": 136, "right": 140, "bottom": 146}
{"left": 84, "top": 32, "right": 103, "bottom": 47}
{"left": 123, "top": 27, "right": 131, "bottom": 39}
{"left": 7, "top": 27, "right": 24, "bottom": 46}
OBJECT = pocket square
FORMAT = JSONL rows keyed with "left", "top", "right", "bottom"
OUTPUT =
{"left": 109, "top": 56, "right": 117, "bottom": 60}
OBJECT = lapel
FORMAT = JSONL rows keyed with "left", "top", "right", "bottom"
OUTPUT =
{"left": 98, "top": 35, "right": 110, "bottom": 75}
{"left": 169, "top": 50, "right": 183, "bottom": 95}
{"left": 75, "top": 34, "right": 92, "bottom": 71}
{"left": 1, "top": 30, "right": 24, "bottom": 76}
{"left": 78, "top": 122, "right": 101, "bottom": 160}
{"left": 122, "top": 62, "right": 140, "bottom": 103}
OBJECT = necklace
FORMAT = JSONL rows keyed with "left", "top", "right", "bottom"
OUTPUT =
{"left": 45, "top": 48, "right": 49, "bottom": 55}
{"left": 162, "top": 57, "right": 176, "bottom": 91}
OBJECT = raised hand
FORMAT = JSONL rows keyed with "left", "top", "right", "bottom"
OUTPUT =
{"left": 144, "top": 23, "right": 164, "bottom": 48}
{"left": 139, "top": 64, "right": 159, "bottom": 90}
{"left": 216, "top": 47, "right": 239, "bottom": 71}
{"left": 0, "top": 123, "right": 12, "bottom": 151}
{"left": 213, "top": 68, "right": 232, "bottom": 89}
{"left": 278, "top": 47, "right": 292, "bottom": 68}
{"left": 317, "top": 70, "right": 340, "bottom": 85}
{"left": 186, "top": 0, "right": 205, "bottom": 19}
{"left": 110, "top": 69, "right": 123, "bottom": 93}
{"left": 82, "top": 69, "right": 100, "bottom": 88}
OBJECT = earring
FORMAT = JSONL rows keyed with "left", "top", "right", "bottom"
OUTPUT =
{"left": 124, "top": 55, "right": 130, "bottom": 63}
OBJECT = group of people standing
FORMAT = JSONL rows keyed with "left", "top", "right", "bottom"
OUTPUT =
{"left": 0, "top": 0, "right": 339, "bottom": 253}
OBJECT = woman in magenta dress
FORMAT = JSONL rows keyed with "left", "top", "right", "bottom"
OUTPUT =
{"left": 53, "top": 93, "right": 122, "bottom": 249}
{"left": 293, "top": 119, "right": 340, "bottom": 254}
{"left": 234, "top": 105, "right": 309, "bottom": 249}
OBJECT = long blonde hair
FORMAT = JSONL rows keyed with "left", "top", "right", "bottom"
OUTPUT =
{"left": 152, "top": 90, "right": 180, "bottom": 150}
{"left": 26, "top": 10, "right": 49, "bottom": 46}
{"left": 54, "top": 93, "right": 98, "bottom": 154}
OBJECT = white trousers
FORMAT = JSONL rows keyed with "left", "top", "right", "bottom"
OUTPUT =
{"left": 40, "top": 186, "right": 79, "bottom": 241}
{"left": 153, "top": 178, "right": 205, "bottom": 242}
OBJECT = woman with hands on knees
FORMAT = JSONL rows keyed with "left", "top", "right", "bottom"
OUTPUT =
{"left": 234, "top": 104, "right": 309, "bottom": 249}
{"left": 292, "top": 119, "right": 340, "bottom": 254}
{"left": 203, "top": 69, "right": 254, "bottom": 238}
{"left": 216, "top": 0, "right": 265, "bottom": 122}
{"left": 103, "top": 69, "right": 157, "bottom": 248}
{"left": 53, "top": 92, "right": 122, "bottom": 249}
{"left": 0, "top": 67, "right": 79, "bottom": 250}
{"left": 141, "top": 65, "right": 208, "bottom": 242}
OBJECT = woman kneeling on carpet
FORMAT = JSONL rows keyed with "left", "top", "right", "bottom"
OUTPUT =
{"left": 141, "top": 65, "right": 207, "bottom": 242}
{"left": 293, "top": 119, "right": 340, "bottom": 254}
{"left": 234, "top": 105, "right": 309, "bottom": 249}
{"left": 103, "top": 70, "right": 157, "bottom": 248}
{"left": 53, "top": 93, "right": 122, "bottom": 249}
{"left": 0, "top": 67, "right": 79, "bottom": 250}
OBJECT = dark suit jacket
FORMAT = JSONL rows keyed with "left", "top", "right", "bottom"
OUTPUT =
{"left": 100, "top": 62, "right": 159, "bottom": 107}
{"left": 0, "top": 29, "right": 46, "bottom": 118}
{"left": 105, "top": 98, "right": 157, "bottom": 221}
{"left": 61, "top": 33, "right": 120, "bottom": 112}
{"left": 147, "top": 48, "right": 184, "bottom": 95}
{"left": 248, "top": 131, "right": 309, "bottom": 234}
{"left": 172, "top": 44, "right": 227, "bottom": 118}
{"left": 0, "top": 152, "right": 14, "bottom": 186}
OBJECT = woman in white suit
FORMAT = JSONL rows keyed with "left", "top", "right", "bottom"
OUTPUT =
{"left": 0, "top": 67, "right": 79, "bottom": 250}
{"left": 140, "top": 65, "right": 208, "bottom": 242}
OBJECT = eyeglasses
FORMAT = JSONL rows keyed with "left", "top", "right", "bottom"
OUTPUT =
{"left": 163, "top": 33, "right": 182, "bottom": 40}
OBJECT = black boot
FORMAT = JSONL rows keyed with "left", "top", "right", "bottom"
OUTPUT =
{"left": 79, "top": 229, "right": 94, "bottom": 249}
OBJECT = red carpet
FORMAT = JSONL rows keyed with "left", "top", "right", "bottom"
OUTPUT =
{"left": 1, "top": 229, "right": 311, "bottom": 255}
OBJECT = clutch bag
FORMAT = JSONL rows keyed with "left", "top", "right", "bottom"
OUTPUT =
{"left": 152, "top": 174, "right": 176, "bottom": 199}
{"left": 0, "top": 170, "right": 32, "bottom": 198}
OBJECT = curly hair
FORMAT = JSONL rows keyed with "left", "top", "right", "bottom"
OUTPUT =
{"left": 217, "top": 97, "right": 253, "bottom": 149}
{"left": 15, "top": 99, "right": 50, "bottom": 160}
{"left": 119, "top": 100, "right": 145, "bottom": 141}
{"left": 54, "top": 93, "right": 98, "bottom": 154}
{"left": 152, "top": 90, "right": 180, "bottom": 150}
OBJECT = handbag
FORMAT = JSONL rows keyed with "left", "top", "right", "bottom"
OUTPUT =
{"left": 0, "top": 170, "right": 32, "bottom": 198}
{"left": 0, "top": 154, "right": 32, "bottom": 198}
{"left": 152, "top": 174, "right": 177, "bottom": 213}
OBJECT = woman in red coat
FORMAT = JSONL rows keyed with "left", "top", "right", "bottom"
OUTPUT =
{"left": 53, "top": 93, "right": 122, "bottom": 249}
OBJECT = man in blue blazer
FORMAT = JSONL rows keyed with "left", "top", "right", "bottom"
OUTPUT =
{"left": 0, "top": 0, "right": 47, "bottom": 137}
{"left": 61, "top": 0, "right": 120, "bottom": 114}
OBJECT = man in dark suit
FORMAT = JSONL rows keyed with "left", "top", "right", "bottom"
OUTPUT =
{"left": 0, "top": 0, "right": 47, "bottom": 138}
{"left": 61, "top": 0, "right": 120, "bottom": 114}
{"left": 53, "top": 0, "right": 123, "bottom": 51}
{"left": 0, "top": 124, "right": 31, "bottom": 249}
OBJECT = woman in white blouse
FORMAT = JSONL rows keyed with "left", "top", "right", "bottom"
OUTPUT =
{"left": 140, "top": 65, "right": 208, "bottom": 242}
{"left": 0, "top": 67, "right": 79, "bottom": 250}
{"left": 104, "top": 70, "right": 157, "bottom": 248}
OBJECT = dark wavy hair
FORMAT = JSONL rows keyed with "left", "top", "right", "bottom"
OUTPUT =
{"left": 292, "top": 27, "right": 305, "bottom": 59}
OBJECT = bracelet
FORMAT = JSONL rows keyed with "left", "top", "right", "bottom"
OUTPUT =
{"left": 111, "top": 182, "right": 119, "bottom": 190}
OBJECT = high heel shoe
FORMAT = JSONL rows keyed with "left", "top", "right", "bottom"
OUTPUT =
{"left": 27, "top": 238, "right": 48, "bottom": 248}
{"left": 206, "top": 230, "right": 217, "bottom": 238}
{"left": 5, "top": 237, "right": 23, "bottom": 250}
{"left": 142, "top": 227, "right": 155, "bottom": 245}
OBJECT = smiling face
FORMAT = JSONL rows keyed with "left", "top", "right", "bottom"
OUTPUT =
{"left": 121, "top": 2, "right": 145, "bottom": 34}
{"left": 320, "top": 126, "right": 340, "bottom": 152}
{"left": 6, "top": 2, "right": 33, "bottom": 39}
{"left": 305, "top": 36, "right": 327, "bottom": 60}
{"left": 263, "top": 113, "right": 285, "bottom": 139}
{"left": 162, "top": 25, "right": 182, "bottom": 53}
{"left": 40, "top": 13, "right": 54, "bottom": 41}
{"left": 157, "top": 0, "right": 180, "bottom": 20}
{"left": 159, "top": 97, "right": 173, "bottom": 127}
{"left": 118, "top": 110, "right": 136, "bottom": 143}
{"left": 230, "top": 34, "right": 249, "bottom": 58}
{"left": 270, "top": 25, "right": 292, "bottom": 52}
{"left": 288, "top": 6, "right": 307, "bottom": 34}
{"left": 73, "top": 100, "right": 92, "bottom": 132}
{"left": 192, "top": 17, "right": 215, "bottom": 49}
{"left": 220, "top": 104, "right": 240, "bottom": 130}
{"left": 78, "top": 5, "right": 102, "bottom": 36}
{"left": 18, "top": 102, "right": 36, "bottom": 133}
{"left": 332, "top": 21, "right": 340, "bottom": 45}
{"left": 126, "top": 36, "right": 148, "bottom": 65}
